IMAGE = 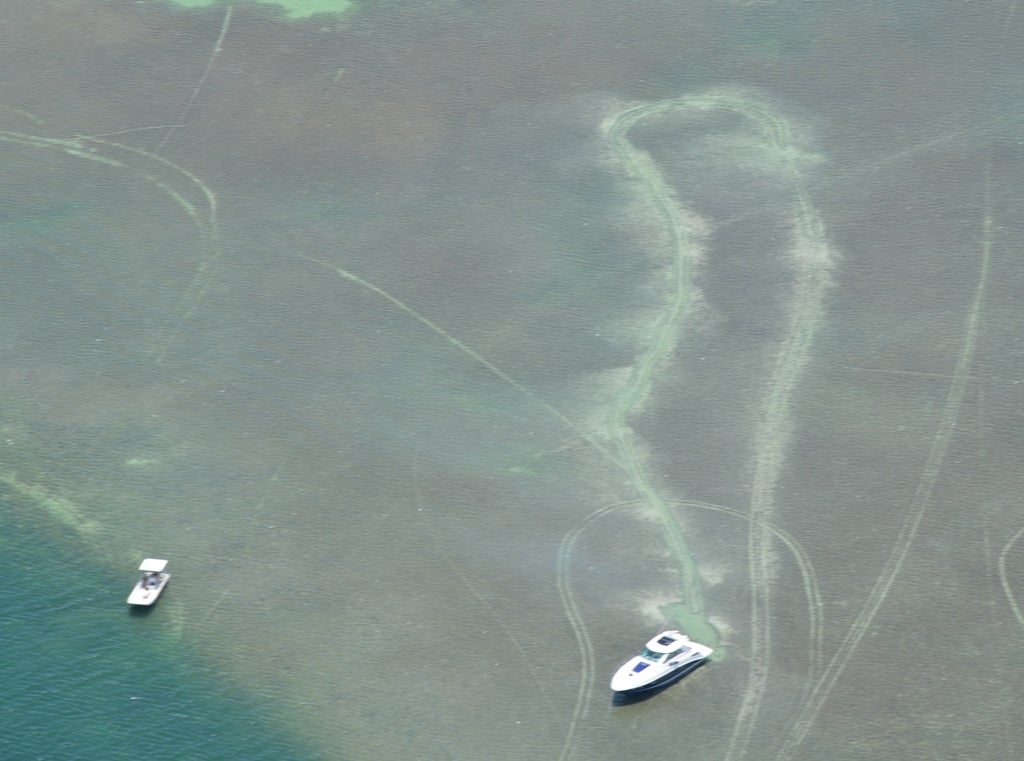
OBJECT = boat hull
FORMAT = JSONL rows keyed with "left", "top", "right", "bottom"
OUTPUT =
{"left": 610, "top": 656, "right": 708, "bottom": 693}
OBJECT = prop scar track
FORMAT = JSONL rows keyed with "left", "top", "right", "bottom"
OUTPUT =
{"left": 555, "top": 498, "right": 823, "bottom": 761}
{"left": 774, "top": 169, "right": 992, "bottom": 760}
{"left": 999, "top": 526, "right": 1024, "bottom": 632}
{"left": 0, "top": 122, "right": 221, "bottom": 360}
{"left": 602, "top": 100, "right": 710, "bottom": 639}
{"left": 604, "top": 92, "right": 834, "bottom": 761}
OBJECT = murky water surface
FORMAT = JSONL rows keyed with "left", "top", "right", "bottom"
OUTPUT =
{"left": 2, "top": 2, "right": 1022, "bottom": 759}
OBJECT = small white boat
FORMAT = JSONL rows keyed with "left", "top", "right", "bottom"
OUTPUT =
{"left": 610, "top": 630, "right": 712, "bottom": 693}
{"left": 127, "top": 558, "right": 170, "bottom": 606}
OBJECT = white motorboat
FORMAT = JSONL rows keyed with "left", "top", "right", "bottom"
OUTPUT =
{"left": 610, "top": 630, "right": 712, "bottom": 693}
{"left": 127, "top": 558, "right": 170, "bottom": 606}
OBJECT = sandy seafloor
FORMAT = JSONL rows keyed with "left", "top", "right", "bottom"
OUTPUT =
{"left": 2, "top": 1, "right": 1023, "bottom": 759}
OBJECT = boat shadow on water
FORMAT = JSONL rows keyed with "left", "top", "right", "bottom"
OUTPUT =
{"left": 611, "top": 659, "right": 709, "bottom": 707}
{"left": 128, "top": 601, "right": 161, "bottom": 618}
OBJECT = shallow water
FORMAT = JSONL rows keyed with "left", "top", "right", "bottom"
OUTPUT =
{"left": 0, "top": 496, "right": 318, "bottom": 759}
{"left": 2, "top": 1, "right": 1023, "bottom": 759}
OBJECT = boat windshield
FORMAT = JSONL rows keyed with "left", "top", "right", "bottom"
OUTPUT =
{"left": 640, "top": 647, "right": 668, "bottom": 663}
{"left": 641, "top": 646, "right": 691, "bottom": 662}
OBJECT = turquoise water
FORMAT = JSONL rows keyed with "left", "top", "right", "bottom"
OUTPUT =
{"left": 0, "top": 492, "right": 318, "bottom": 761}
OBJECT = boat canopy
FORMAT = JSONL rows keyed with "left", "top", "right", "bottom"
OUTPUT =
{"left": 644, "top": 630, "right": 688, "bottom": 653}
{"left": 139, "top": 558, "right": 169, "bottom": 573}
